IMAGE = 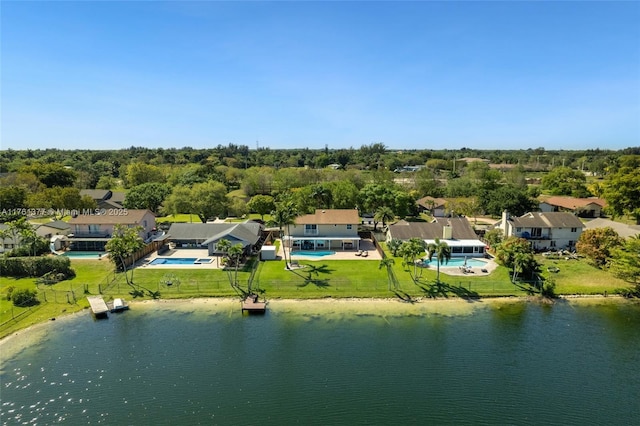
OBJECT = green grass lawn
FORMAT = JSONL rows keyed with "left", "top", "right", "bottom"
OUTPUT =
{"left": 537, "top": 256, "right": 627, "bottom": 294}
{"left": 1, "top": 250, "right": 635, "bottom": 339}
{"left": 156, "top": 214, "right": 201, "bottom": 223}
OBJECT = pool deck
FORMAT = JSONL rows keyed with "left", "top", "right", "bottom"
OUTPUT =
{"left": 139, "top": 249, "right": 223, "bottom": 269}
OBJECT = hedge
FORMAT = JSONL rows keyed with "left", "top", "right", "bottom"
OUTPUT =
{"left": 0, "top": 256, "right": 75, "bottom": 278}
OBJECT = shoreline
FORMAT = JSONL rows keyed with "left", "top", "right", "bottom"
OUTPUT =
{"left": 1, "top": 294, "right": 634, "bottom": 348}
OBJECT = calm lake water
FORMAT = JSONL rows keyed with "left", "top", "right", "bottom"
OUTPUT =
{"left": 1, "top": 298, "right": 639, "bottom": 425}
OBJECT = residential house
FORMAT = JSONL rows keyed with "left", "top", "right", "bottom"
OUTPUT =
{"left": 36, "top": 220, "right": 72, "bottom": 251}
{"left": 67, "top": 209, "right": 156, "bottom": 251}
{"left": 0, "top": 223, "right": 21, "bottom": 254}
{"left": 416, "top": 196, "right": 448, "bottom": 217}
{"left": 584, "top": 218, "right": 640, "bottom": 239}
{"left": 35, "top": 220, "right": 72, "bottom": 239}
{"left": 284, "top": 209, "right": 361, "bottom": 251}
{"left": 387, "top": 217, "right": 487, "bottom": 257}
{"left": 80, "top": 189, "right": 126, "bottom": 210}
{"left": 167, "top": 221, "right": 263, "bottom": 256}
{"left": 538, "top": 196, "right": 607, "bottom": 218}
{"left": 497, "top": 211, "right": 584, "bottom": 251}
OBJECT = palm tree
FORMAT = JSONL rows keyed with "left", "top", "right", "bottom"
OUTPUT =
{"left": 426, "top": 238, "right": 451, "bottom": 284}
{"left": 227, "top": 243, "right": 245, "bottom": 292}
{"left": 398, "top": 238, "right": 427, "bottom": 281}
{"left": 374, "top": 206, "right": 395, "bottom": 232}
{"left": 268, "top": 201, "right": 298, "bottom": 269}
{"left": 379, "top": 257, "right": 396, "bottom": 290}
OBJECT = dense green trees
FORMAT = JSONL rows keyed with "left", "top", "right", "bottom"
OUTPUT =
{"left": 603, "top": 156, "right": 640, "bottom": 223}
{"left": 247, "top": 195, "right": 276, "bottom": 220}
{"left": 541, "top": 166, "right": 589, "bottom": 197}
{"left": 576, "top": 227, "right": 623, "bottom": 268}
{"left": 124, "top": 183, "right": 171, "bottom": 214}
{"left": 610, "top": 236, "right": 640, "bottom": 285}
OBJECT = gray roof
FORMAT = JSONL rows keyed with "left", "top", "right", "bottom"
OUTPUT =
{"left": 168, "top": 222, "right": 262, "bottom": 246}
{"left": 584, "top": 218, "right": 640, "bottom": 239}
{"left": 388, "top": 217, "right": 477, "bottom": 241}
{"left": 80, "top": 189, "right": 111, "bottom": 200}
{"left": 37, "top": 220, "right": 71, "bottom": 231}
{"left": 511, "top": 212, "right": 584, "bottom": 229}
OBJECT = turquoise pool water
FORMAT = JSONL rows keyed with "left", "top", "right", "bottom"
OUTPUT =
{"left": 150, "top": 257, "right": 198, "bottom": 265}
{"left": 292, "top": 250, "right": 336, "bottom": 257}
{"left": 425, "top": 257, "right": 487, "bottom": 267}
{"left": 62, "top": 251, "right": 106, "bottom": 258}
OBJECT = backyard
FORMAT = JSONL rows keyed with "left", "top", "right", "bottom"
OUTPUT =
{"left": 0, "top": 249, "right": 632, "bottom": 339}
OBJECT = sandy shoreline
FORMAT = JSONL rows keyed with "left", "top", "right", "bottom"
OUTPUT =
{"left": 1, "top": 295, "right": 634, "bottom": 350}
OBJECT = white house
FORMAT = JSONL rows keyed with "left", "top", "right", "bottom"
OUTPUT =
{"left": 497, "top": 211, "right": 584, "bottom": 251}
{"left": 285, "top": 209, "right": 361, "bottom": 251}
{"left": 387, "top": 217, "right": 487, "bottom": 257}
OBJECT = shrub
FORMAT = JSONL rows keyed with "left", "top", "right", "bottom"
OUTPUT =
{"left": 10, "top": 288, "right": 39, "bottom": 307}
{"left": 0, "top": 256, "right": 75, "bottom": 278}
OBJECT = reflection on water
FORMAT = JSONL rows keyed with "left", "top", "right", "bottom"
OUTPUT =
{"left": 1, "top": 298, "right": 639, "bottom": 425}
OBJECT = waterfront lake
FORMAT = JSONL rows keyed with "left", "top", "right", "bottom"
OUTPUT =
{"left": 1, "top": 298, "right": 639, "bottom": 425}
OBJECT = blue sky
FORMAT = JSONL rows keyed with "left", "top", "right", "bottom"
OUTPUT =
{"left": 2, "top": 1, "right": 639, "bottom": 151}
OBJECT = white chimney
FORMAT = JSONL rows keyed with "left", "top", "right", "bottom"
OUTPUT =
{"left": 442, "top": 225, "right": 453, "bottom": 240}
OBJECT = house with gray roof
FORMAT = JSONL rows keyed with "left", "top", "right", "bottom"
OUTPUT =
{"left": 387, "top": 217, "right": 487, "bottom": 257}
{"left": 79, "top": 189, "right": 125, "bottom": 210}
{"left": 167, "top": 221, "right": 263, "bottom": 255}
{"left": 35, "top": 220, "right": 72, "bottom": 239}
{"left": 497, "top": 211, "right": 584, "bottom": 251}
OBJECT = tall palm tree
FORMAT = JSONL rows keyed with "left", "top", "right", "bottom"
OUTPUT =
{"left": 426, "top": 238, "right": 451, "bottom": 284}
{"left": 378, "top": 257, "right": 396, "bottom": 290}
{"left": 374, "top": 206, "right": 395, "bottom": 232}
{"left": 227, "top": 243, "right": 245, "bottom": 291}
{"left": 268, "top": 201, "right": 298, "bottom": 269}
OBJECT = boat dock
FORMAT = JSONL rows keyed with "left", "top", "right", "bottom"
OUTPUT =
{"left": 242, "top": 294, "right": 266, "bottom": 314}
{"left": 87, "top": 296, "right": 109, "bottom": 318}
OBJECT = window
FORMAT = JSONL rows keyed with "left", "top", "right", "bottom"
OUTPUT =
{"left": 304, "top": 224, "right": 318, "bottom": 235}
{"left": 531, "top": 228, "right": 542, "bottom": 237}
{"left": 550, "top": 241, "right": 556, "bottom": 247}
{"left": 516, "top": 228, "right": 522, "bottom": 233}
{"left": 571, "top": 227, "right": 577, "bottom": 232}
{"left": 346, "top": 224, "right": 352, "bottom": 230}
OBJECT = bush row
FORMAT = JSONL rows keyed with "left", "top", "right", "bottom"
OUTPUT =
{"left": 0, "top": 256, "right": 75, "bottom": 278}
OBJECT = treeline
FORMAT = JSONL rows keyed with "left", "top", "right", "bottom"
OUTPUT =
{"left": 1, "top": 145, "right": 639, "bottom": 224}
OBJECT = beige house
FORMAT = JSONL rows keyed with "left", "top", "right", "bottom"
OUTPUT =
{"left": 68, "top": 209, "right": 156, "bottom": 251}
{"left": 497, "top": 211, "right": 584, "bottom": 251}
{"left": 285, "top": 209, "right": 361, "bottom": 251}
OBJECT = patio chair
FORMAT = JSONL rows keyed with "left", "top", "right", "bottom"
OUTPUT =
{"left": 355, "top": 250, "right": 363, "bottom": 256}
{"left": 362, "top": 250, "right": 369, "bottom": 257}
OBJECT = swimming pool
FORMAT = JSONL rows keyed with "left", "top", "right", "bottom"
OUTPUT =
{"left": 62, "top": 251, "right": 107, "bottom": 259}
{"left": 291, "top": 251, "right": 336, "bottom": 257}
{"left": 150, "top": 258, "right": 198, "bottom": 265}
{"left": 424, "top": 258, "right": 487, "bottom": 267}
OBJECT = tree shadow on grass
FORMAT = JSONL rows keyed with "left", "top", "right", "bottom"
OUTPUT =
{"left": 290, "top": 264, "right": 334, "bottom": 289}
{"left": 415, "top": 279, "right": 480, "bottom": 301}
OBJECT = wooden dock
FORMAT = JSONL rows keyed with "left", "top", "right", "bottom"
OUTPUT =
{"left": 242, "top": 294, "right": 266, "bottom": 314}
{"left": 87, "top": 296, "right": 109, "bottom": 318}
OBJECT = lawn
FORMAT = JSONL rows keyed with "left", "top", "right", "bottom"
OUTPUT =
{"left": 537, "top": 256, "right": 628, "bottom": 294}
{"left": 1, "top": 250, "right": 634, "bottom": 339}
